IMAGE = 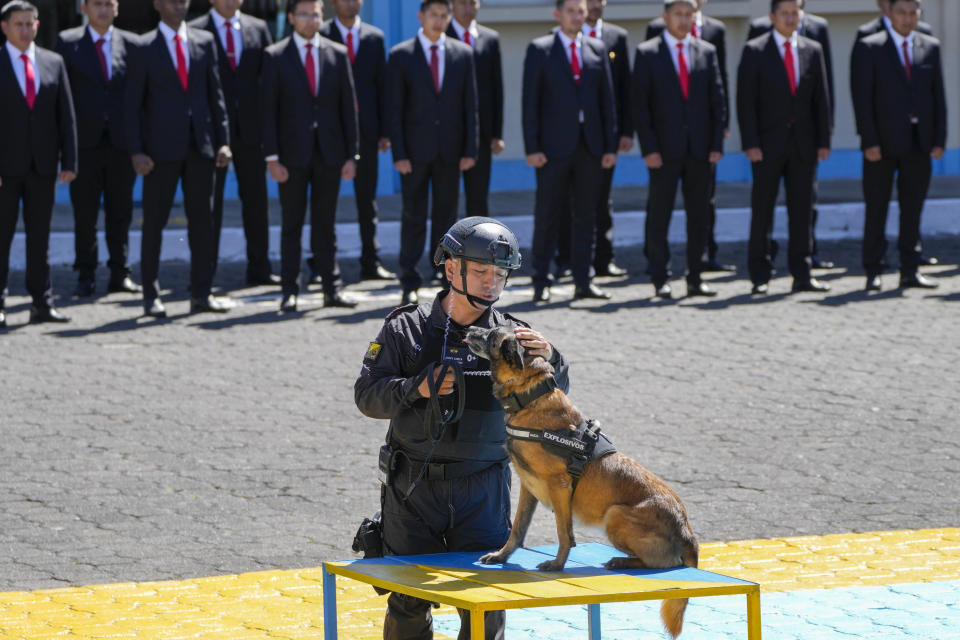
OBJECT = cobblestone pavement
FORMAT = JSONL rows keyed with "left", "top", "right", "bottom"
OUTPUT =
{"left": 1, "top": 235, "right": 959, "bottom": 592}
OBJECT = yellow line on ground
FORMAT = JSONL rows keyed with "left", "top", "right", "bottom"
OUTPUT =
{"left": 1, "top": 528, "right": 957, "bottom": 640}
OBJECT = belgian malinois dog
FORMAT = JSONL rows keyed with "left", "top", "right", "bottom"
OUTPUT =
{"left": 464, "top": 326, "right": 699, "bottom": 638}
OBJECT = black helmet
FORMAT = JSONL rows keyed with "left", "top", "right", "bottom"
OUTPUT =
{"left": 433, "top": 217, "right": 521, "bottom": 271}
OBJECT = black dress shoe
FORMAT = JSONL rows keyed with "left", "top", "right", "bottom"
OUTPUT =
{"left": 0, "top": 310, "right": 6, "bottom": 328}
{"left": 865, "top": 275, "right": 882, "bottom": 291}
{"left": 191, "top": 295, "right": 233, "bottom": 313}
{"left": 811, "top": 257, "right": 836, "bottom": 270}
{"left": 574, "top": 283, "right": 611, "bottom": 300}
{"left": 30, "top": 305, "right": 70, "bottom": 324}
{"left": 74, "top": 279, "right": 95, "bottom": 297}
{"left": 701, "top": 259, "right": 737, "bottom": 273}
{"left": 533, "top": 286, "right": 550, "bottom": 303}
{"left": 280, "top": 294, "right": 298, "bottom": 312}
{"left": 361, "top": 263, "right": 396, "bottom": 281}
{"left": 900, "top": 273, "right": 939, "bottom": 289}
{"left": 144, "top": 298, "right": 167, "bottom": 318}
{"left": 108, "top": 275, "right": 143, "bottom": 293}
{"left": 401, "top": 289, "right": 419, "bottom": 305}
{"left": 688, "top": 282, "right": 718, "bottom": 297}
{"left": 919, "top": 255, "right": 939, "bottom": 266}
{"left": 594, "top": 262, "right": 627, "bottom": 277}
{"left": 752, "top": 283, "right": 769, "bottom": 295}
{"left": 654, "top": 283, "right": 672, "bottom": 299}
{"left": 325, "top": 291, "right": 358, "bottom": 308}
{"left": 792, "top": 277, "right": 831, "bottom": 293}
{"left": 246, "top": 273, "right": 281, "bottom": 286}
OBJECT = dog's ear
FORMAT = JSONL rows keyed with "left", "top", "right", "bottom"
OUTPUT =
{"left": 499, "top": 336, "right": 525, "bottom": 371}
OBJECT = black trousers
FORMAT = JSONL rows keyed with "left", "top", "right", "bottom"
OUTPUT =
{"left": 554, "top": 161, "right": 614, "bottom": 273}
{"left": 748, "top": 148, "right": 816, "bottom": 285}
{"left": 645, "top": 156, "right": 711, "bottom": 287}
{"left": 354, "top": 141, "right": 382, "bottom": 270}
{"left": 861, "top": 144, "right": 931, "bottom": 279}
{"left": 398, "top": 159, "right": 460, "bottom": 291}
{"left": 0, "top": 171, "right": 56, "bottom": 309}
{"left": 462, "top": 140, "right": 492, "bottom": 218}
{"left": 70, "top": 140, "right": 135, "bottom": 280}
{"left": 213, "top": 140, "right": 272, "bottom": 281}
{"left": 381, "top": 461, "right": 510, "bottom": 640}
{"left": 532, "top": 138, "right": 601, "bottom": 289}
{"left": 278, "top": 156, "right": 343, "bottom": 296}
{"left": 705, "top": 162, "right": 719, "bottom": 261}
{"left": 140, "top": 150, "right": 216, "bottom": 301}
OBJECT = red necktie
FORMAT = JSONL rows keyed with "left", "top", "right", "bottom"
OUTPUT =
{"left": 224, "top": 20, "right": 237, "bottom": 71}
{"left": 902, "top": 40, "right": 912, "bottom": 82}
{"left": 463, "top": 30, "right": 471, "bottom": 47}
{"left": 691, "top": 22, "right": 698, "bottom": 39}
{"left": 20, "top": 54, "right": 35, "bottom": 109}
{"left": 346, "top": 32, "right": 356, "bottom": 64}
{"left": 783, "top": 40, "right": 796, "bottom": 96}
{"left": 676, "top": 43, "right": 689, "bottom": 100}
{"left": 304, "top": 42, "right": 316, "bottom": 96}
{"left": 173, "top": 34, "right": 188, "bottom": 91}
{"left": 95, "top": 37, "right": 109, "bottom": 82}
{"left": 589, "top": 29, "right": 596, "bottom": 38}
{"left": 430, "top": 44, "right": 439, "bottom": 93}
{"left": 570, "top": 41, "right": 581, "bottom": 85}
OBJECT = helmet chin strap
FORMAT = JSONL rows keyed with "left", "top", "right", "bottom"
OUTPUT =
{"left": 447, "top": 260, "right": 503, "bottom": 310}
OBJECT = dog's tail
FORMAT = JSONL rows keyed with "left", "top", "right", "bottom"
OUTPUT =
{"left": 659, "top": 533, "right": 700, "bottom": 638}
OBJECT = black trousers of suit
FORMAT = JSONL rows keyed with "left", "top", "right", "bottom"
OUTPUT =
{"left": 532, "top": 136, "right": 602, "bottom": 290}
{"left": 212, "top": 139, "right": 272, "bottom": 281}
{"left": 398, "top": 159, "right": 460, "bottom": 291}
{"left": 140, "top": 150, "right": 217, "bottom": 302}
{"left": 278, "top": 153, "right": 343, "bottom": 297}
{"left": 0, "top": 172, "right": 56, "bottom": 309}
{"left": 555, "top": 163, "right": 615, "bottom": 273}
{"left": 861, "top": 133, "right": 931, "bottom": 278}
{"left": 462, "top": 139, "right": 492, "bottom": 218}
{"left": 645, "top": 156, "right": 711, "bottom": 287}
{"left": 748, "top": 146, "right": 815, "bottom": 286}
{"left": 705, "top": 163, "right": 719, "bottom": 261}
{"left": 70, "top": 137, "right": 135, "bottom": 281}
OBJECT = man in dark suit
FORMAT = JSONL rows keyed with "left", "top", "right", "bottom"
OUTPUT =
{"left": 446, "top": 0, "right": 503, "bottom": 220}
{"left": 634, "top": 0, "right": 725, "bottom": 299}
{"left": 0, "top": 0, "right": 76, "bottom": 327}
{"left": 387, "top": 0, "right": 478, "bottom": 305}
{"left": 113, "top": 2, "right": 158, "bottom": 34}
{"left": 190, "top": 0, "right": 277, "bottom": 287}
{"left": 318, "top": 0, "right": 394, "bottom": 282}
{"left": 851, "top": 0, "right": 945, "bottom": 291}
{"left": 262, "top": 0, "right": 359, "bottom": 312}
{"left": 125, "top": 0, "right": 233, "bottom": 318}
{"left": 524, "top": 0, "right": 617, "bottom": 303}
{"left": 737, "top": 0, "right": 831, "bottom": 295}
{"left": 56, "top": 0, "right": 141, "bottom": 298}
{"left": 747, "top": 0, "right": 834, "bottom": 271}
{"left": 646, "top": 0, "right": 733, "bottom": 273}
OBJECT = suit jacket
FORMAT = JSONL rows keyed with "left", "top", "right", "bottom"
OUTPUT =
{"left": 747, "top": 14, "right": 834, "bottom": 124}
{"left": 646, "top": 16, "right": 728, "bottom": 129}
{"left": 189, "top": 11, "right": 272, "bottom": 147}
{"left": 737, "top": 32, "right": 831, "bottom": 160}
{"left": 56, "top": 26, "right": 137, "bottom": 150}
{"left": 522, "top": 33, "right": 617, "bottom": 158}
{"left": 851, "top": 30, "right": 946, "bottom": 156}
{"left": 855, "top": 16, "right": 932, "bottom": 41}
{"left": 387, "top": 36, "right": 478, "bottom": 164}
{"left": 632, "top": 37, "right": 725, "bottom": 161}
{"left": 260, "top": 36, "right": 359, "bottom": 169}
{"left": 0, "top": 45, "right": 77, "bottom": 177}
{"left": 446, "top": 22, "right": 503, "bottom": 142}
{"left": 320, "top": 19, "right": 386, "bottom": 147}
{"left": 124, "top": 27, "right": 229, "bottom": 162}
{"left": 593, "top": 22, "right": 632, "bottom": 139}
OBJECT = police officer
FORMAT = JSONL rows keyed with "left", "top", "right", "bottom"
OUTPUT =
{"left": 355, "top": 217, "right": 570, "bottom": 640}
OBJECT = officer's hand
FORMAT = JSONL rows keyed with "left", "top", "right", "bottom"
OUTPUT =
{"left": 394, "top": 159, "right": 413, "bottom": 175}
{"left": 418, "top": 365, "right": 456, "bottom": 398}
{"left": 618, "top": 136, "right": 634, "bottom": 153}
{"left": 216, "top": 145, "right": 233, "bottom": 168}
{"left": 863, "top": 146, "right": 882, "bottom": 162}
{"left": 378, "top": 137, "right": 391, "bottom": 153}
{"left": 601, "top": 153, "right": 617, "bottom": 169}
{"left": 709, "top": 151, "right": 723, "bottom": 164}
{"left": 644, "top": 152, "right": 663, "bottom": 169}
{"left": 515, "top": 327, "right": 553, "bottom": 362}
{"left": 526, "top": 153, "right": 547, "bottom": 168}
{"left": 745, "top": 147, "right": 763, "bottom": 163}
{"left": 59, "top": 170, "right": 77, "bottom": 184}
{"left": 459, "top": 157, "right": 476, "bottom": 172}
{"left": 268, "top": 160, "right": 289, "bottom": 183}
{"left": 931, "top": 146, "right": 945, "bottom": 160}
{"left": 491, "top": 138, "right": 505, "bottom": 155}
{"left": 131, "top": 153, "right": 154, "bottom": 176}
{"left": 817, "top": 148, "right": 830, "bottom": 162}
{"left": 342, "top": 159, "right": 356, "bottom": 181}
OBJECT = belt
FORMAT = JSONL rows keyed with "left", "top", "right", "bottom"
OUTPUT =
{"left": 396, "top": 454, "right": 502, "bottom": 481}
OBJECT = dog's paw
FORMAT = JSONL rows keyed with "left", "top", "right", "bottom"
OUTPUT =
{"left": 536, "top": 559, "right": 566, "bottom": 572}
{"left": 603, "top": 557, "right": 637, "bottom": 570}
{"left": 479, "top": 552, "right": 509, "bottom": 565}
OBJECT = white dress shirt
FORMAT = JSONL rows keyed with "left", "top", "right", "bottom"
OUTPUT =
{"left": 211, "top": 9, "right": 243, "bottom": 66}
{"left": 417, "top": 29, "right": 445, "bottom": 89}
{"left": 5, "top": 40, "right": 40, "bottom": 96}
{"left": 451, "top": 18, "right": 478, "bottom": 48}
{"left": 582, "top": 19, "right": 601, "bottom": 40}
{"left": 88, "top": 25, "right": 113, "bottom": 80}
{"left": 662, "top": 30, "right": 692, "bottom": 76}
{"left": 772, "top": 29, "right": 800, "bottom": 85}
{"left": 158, "top": 21, "right": 190, "bottom": 73}
{"left": 334, "top": 16, "right": 361, "bottom": 54}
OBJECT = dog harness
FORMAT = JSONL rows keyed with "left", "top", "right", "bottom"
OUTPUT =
{"left": 505, "top": 419, "right": 616, "bottom": 495}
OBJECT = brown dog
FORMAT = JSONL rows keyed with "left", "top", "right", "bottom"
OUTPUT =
{"left": 464, "top": 325, "right": 699, "bottom": 638}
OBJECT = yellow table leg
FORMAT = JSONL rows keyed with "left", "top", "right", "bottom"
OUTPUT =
{"left": 471, "top": 607, "right": 485, "bottom": 640}
{"left": 747, "top": 590, "right": 762, "bottom": 640}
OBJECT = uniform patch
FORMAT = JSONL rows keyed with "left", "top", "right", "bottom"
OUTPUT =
{"left": 364, "top": 342, "right": 383, "bottom": 362}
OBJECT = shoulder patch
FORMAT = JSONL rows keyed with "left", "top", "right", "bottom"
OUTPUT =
{"left": 364, "top": 342, "right": 383, "bottom": 362}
